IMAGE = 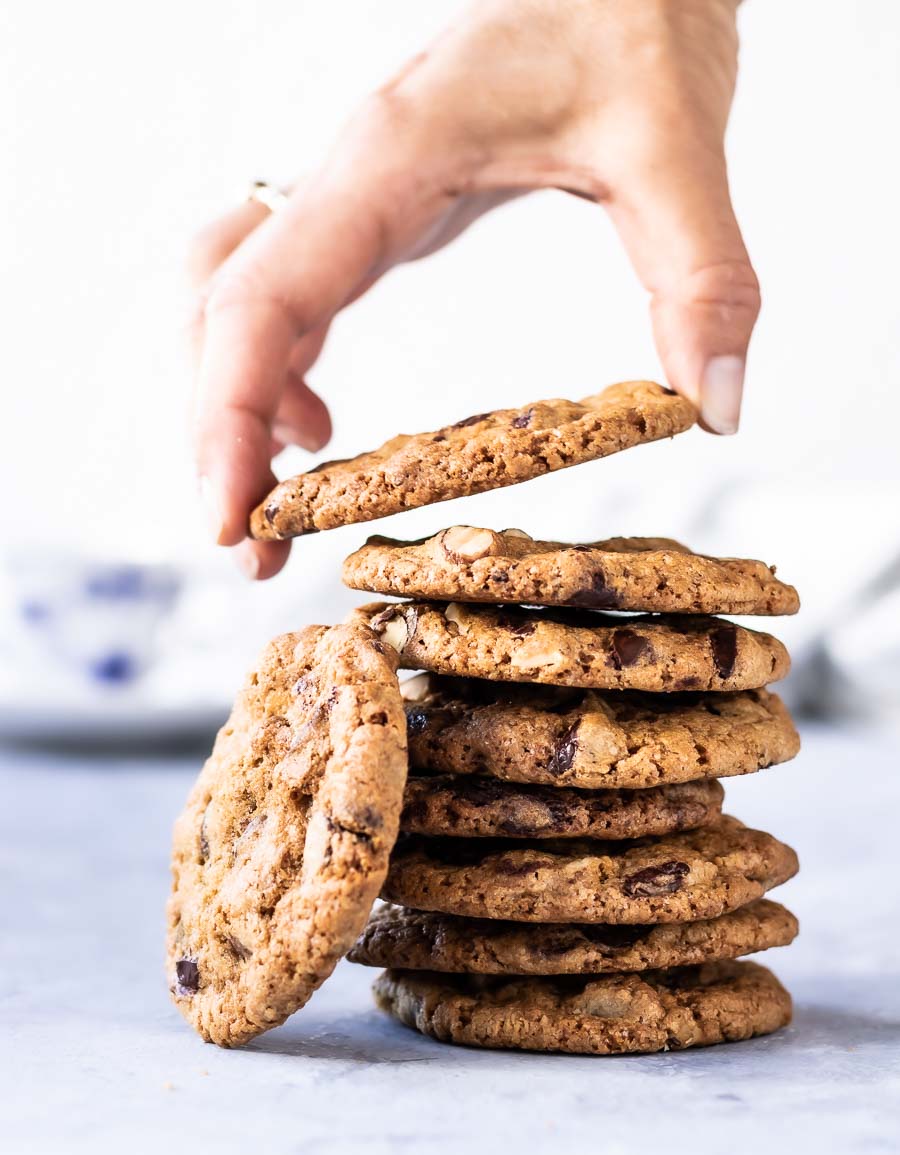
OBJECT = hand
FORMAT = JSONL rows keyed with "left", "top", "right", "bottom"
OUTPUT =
{"left": 190, "top": 0, "right": 759, "bottom": 579}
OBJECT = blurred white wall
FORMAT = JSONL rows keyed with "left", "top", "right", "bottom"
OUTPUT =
{"left": 3, "top": 1, "right": 899, "bottom": 660}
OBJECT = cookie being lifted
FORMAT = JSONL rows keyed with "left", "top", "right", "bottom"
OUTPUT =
{"left": 251, "top": 381, "right": 695, "bottom": 539}
{"left": 351, "top": 601, "right": 790, "bottom": 692}
{"left": 166, "top": 624, "right": 407, "bottom": 1047}
{"left": 344, "top": 528, "right": 799, "bottom": 616}
{"left": 373, "top": 961, "right": 792, "bottom": 1054}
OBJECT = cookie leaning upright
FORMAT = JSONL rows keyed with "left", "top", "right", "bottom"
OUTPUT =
{"left": 166, "top": 624, "right": 406, "bottom": 1047}
{"left": 250, "top": 381, "right": 695, "bottom": 540}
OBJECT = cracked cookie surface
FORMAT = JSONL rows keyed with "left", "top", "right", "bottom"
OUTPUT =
{"left": 251, "top": 381, "right": 695, "bottom": 539}
{"left": 401, "top": 775, "right": 724, "bottom": 839}
{"left": 401, "top": 675, "right": 800, "bottom": 789}
{"left": 351, "top": 601, "right": 790, "bottom": 692}
{"left": 352, "top": 899, "right": 798, "bottom": 974}
{"left": 344, "top": 528, "right": 799, "bottom": 616}
{"left": 373, "top": 961, "right": 792, "bottom": 1054}
{"left": 381, "top": 815, "right": 798, "bottom": 924}
{"left": 166, "top": 624, "right": 407, "bottom": 1046}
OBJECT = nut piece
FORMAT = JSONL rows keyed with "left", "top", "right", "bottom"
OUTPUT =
{"left": 400, "top": 673, "right": 432, "bottom": 702}
{"left": 370, "top": 608, "right": 410, "bottom": 653}
{"left": 438, "top": 526, "right": 499, "bottom": 563}
{"left": 443, "top": 603, "right": 470, "bottom": 634}
{"left": 509, "top": 633, "right": 565, "bottom": 670}
{"left": 502, "top": 527, "right": 533, "bottom": 540}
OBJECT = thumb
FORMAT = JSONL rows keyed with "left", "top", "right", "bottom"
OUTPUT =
{"left": 608, "top": 149, "right": 760, "bottom": 435}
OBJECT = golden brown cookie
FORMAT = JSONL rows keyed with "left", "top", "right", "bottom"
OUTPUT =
{"left": 351, "top": 601, "right": 790, "bottom": 692}
{"left": 401, "top": 675, "right": 800, "bottom": 789}
{"left": 343, "top": 528, "right": 799, "bottom": 615}
{"left": 401, "top": 775, "right": 724, "bottom": 839}
{"left": 351, "top": 899, "right": 798, "bottom": 975}
{"left": 251, "top": 381, "right": 695, "bottom": 539}
{"left": 166, "top": 624, "right": 407, "bottom": 1046}
{"left": 373, "top": 961, "right": 792, "bottom": 1054}
{"left": 381, "top": 816, "right": 798, "bottom": 924}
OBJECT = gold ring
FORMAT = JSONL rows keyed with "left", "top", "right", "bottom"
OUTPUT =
{"left": 247, "top": 180, "right": 289, "bottom": 213}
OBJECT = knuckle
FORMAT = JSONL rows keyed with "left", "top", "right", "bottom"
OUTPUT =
{"left": 688, "top": 260, "right": 761, "bottom": 322}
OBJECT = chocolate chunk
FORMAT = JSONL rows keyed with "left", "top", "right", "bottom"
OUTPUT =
{"left": 226, "top": 934, "right": 252, "bottom": 962}
{"left": 622, "top": 860, "right": 690, "bottom": 898}
{"left": 453, "top": 412, "right": 490, "bottom": 428}
{"left": 579, "top": 924, "right": 646, "bottom": 952}
{"left": 509, "top": 621, "right": 536, "bottom": 637}
{"left": 569, "top": 570, "right": 621, "bottom": 610}
{"left": 609, "top": 629, "right": 650, "bottom": 670}
{"left": 710, "top": 625, "right": 738, "bottom": 679}
{"left": 511, "top": 408, "right": 534, "bottom": 429}
{"left": 264, "top": 502, "right": 278, "bottom": 525}
{"left": 492, "top": 855, "right": 555, "bottom": 878}
{"left": 548, "top": 722, "right": 579, "bottom": 775}
{"left": 175, "top": 958, "right": 200, "bottom": 995}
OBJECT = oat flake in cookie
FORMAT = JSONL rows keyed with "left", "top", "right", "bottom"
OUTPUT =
{"left": 373, "top": 961, "right": 792, "bottom": 1054}
{"left": 351, "top": 601, "right": 790, "bottom": 693}
{"left": 166, "top": 624, "right": 407, "bottom": 1047}
{"left": 351, "top": 899, "right": 798, "bottom": 976}
{"left": 401, "top": 675, "right": 800, "bottom": 789}
{"left": 251, "top": 381, "right": 695, "bottom": 539}
{"left": 343, "top": 528, "right": 799, "bottom": 616}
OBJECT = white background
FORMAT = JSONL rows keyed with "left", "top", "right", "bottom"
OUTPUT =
{"left": 3, "top": 0, "right": 899, "bottom": 668}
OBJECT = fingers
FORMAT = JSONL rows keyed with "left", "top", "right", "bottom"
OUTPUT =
{"left": 193, "top": 162, "right": 394, "bottom": 562}
{"left": 606, "top": 144, "right": 760, "bottom": 435}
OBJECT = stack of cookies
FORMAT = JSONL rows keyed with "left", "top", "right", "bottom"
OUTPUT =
{"left": 166, "top": 380, "right": 801, "bottom": 1056}
{"left": 342, "top": 527, "right": 801, "bottom": 1055}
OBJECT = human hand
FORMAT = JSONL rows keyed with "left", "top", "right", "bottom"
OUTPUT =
{"left": 190, "top": 0, "right": 759, "bottom": 579}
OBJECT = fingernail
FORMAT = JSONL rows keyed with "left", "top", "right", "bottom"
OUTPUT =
{"left": 234, "top": 541, "right": 260, "bottom": 581}
{"left": 198, "top": 475, "right": 225, "bottom": 544}
{"left": 701, "top": 355, "right": 744, "bottom": 435}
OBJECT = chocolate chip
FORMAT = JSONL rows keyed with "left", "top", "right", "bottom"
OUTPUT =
{"left": 453, "top": 412, "right": 490, "bottom": 428}
{"left": 622, "top": 860, "right": 690, "bottom": 898}
{"left": 264, "top": 502, "right": 278, "bottom": 525}
{"left": 710, "top": 625, "right": 738, "bottom": 679}
{"left": 568, "top": 570, "right": 621, "bottom": 610}
{"left": 609, "top": 629, "right": 650, "bottom": 670}
{"left": 511, "top": 408, "right": 533, "bottom": 429}
{"left": 509, "top": 621, "right": 536, "bottom": 637}
{"left": 175, "top": 958, "right": 200, "bottom": 995}
{"left": 548, "top": 722, "right": 579, "bottom": 775}
{"left": 579, "top": 924, "right": 646, "bottom": 952}
{"left": 432, "top": 434, "right": 447, "bottom": 443}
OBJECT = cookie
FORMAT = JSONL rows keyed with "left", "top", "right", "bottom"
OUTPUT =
{"left": 351, "top": 601, "right": 790, "bottom": 692}
{"left": 401, "top": 675, "right": 800, "bottom": 789}
{"left": 401, "top": 775, "right": 724, "bottom": 839}
{"left": 251, "top": 381, "right": 695, "bottom": 539}
{"left": 373, "top": 961, "right": 792, "bottom": 1054}
{"left": 351, "top": 899, "right": 798, "bottom": 975}
{"left": 343, "top": 528, "right": 799, "bottom": 616}
{"left": 381, "top": 815, "right": 798, "bottom": 924}
{"left": 166, "top": 624, "right": 407, "bottom": 1047}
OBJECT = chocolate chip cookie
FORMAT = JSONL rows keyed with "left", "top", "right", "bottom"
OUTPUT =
{"left": 381, "top": 816, "right": 798, "bottom": 924}
{"left": 166, "top": 624, "right": 407, "bottom": 1047}
{"left": 343, "top": 528, "right": 799, "bottom": 616}
{"left": 401, "top": 675, "right": 800, "bottom": 789}
{"left": 401, "top": 775, "right": 724, "bottom": 839}
{"left": 373, "top": 961, "right": 792, "bottom": 1054}
{"left": 352, "top": 899, "right": 797, "bottom": 974}
{"left": 251, "top": 381, "right": 695, "bottom": 539}
{"left": 351, "top": 602, "right": 790, "bottom": 692}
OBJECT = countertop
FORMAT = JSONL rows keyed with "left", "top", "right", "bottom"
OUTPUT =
{"left": 2, "top": 721, "right": 899, "bottom": 1155}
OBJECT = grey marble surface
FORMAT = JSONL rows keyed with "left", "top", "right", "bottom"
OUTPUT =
{"left": 2, "top": 721, "right": 899, "bottom": 1155}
